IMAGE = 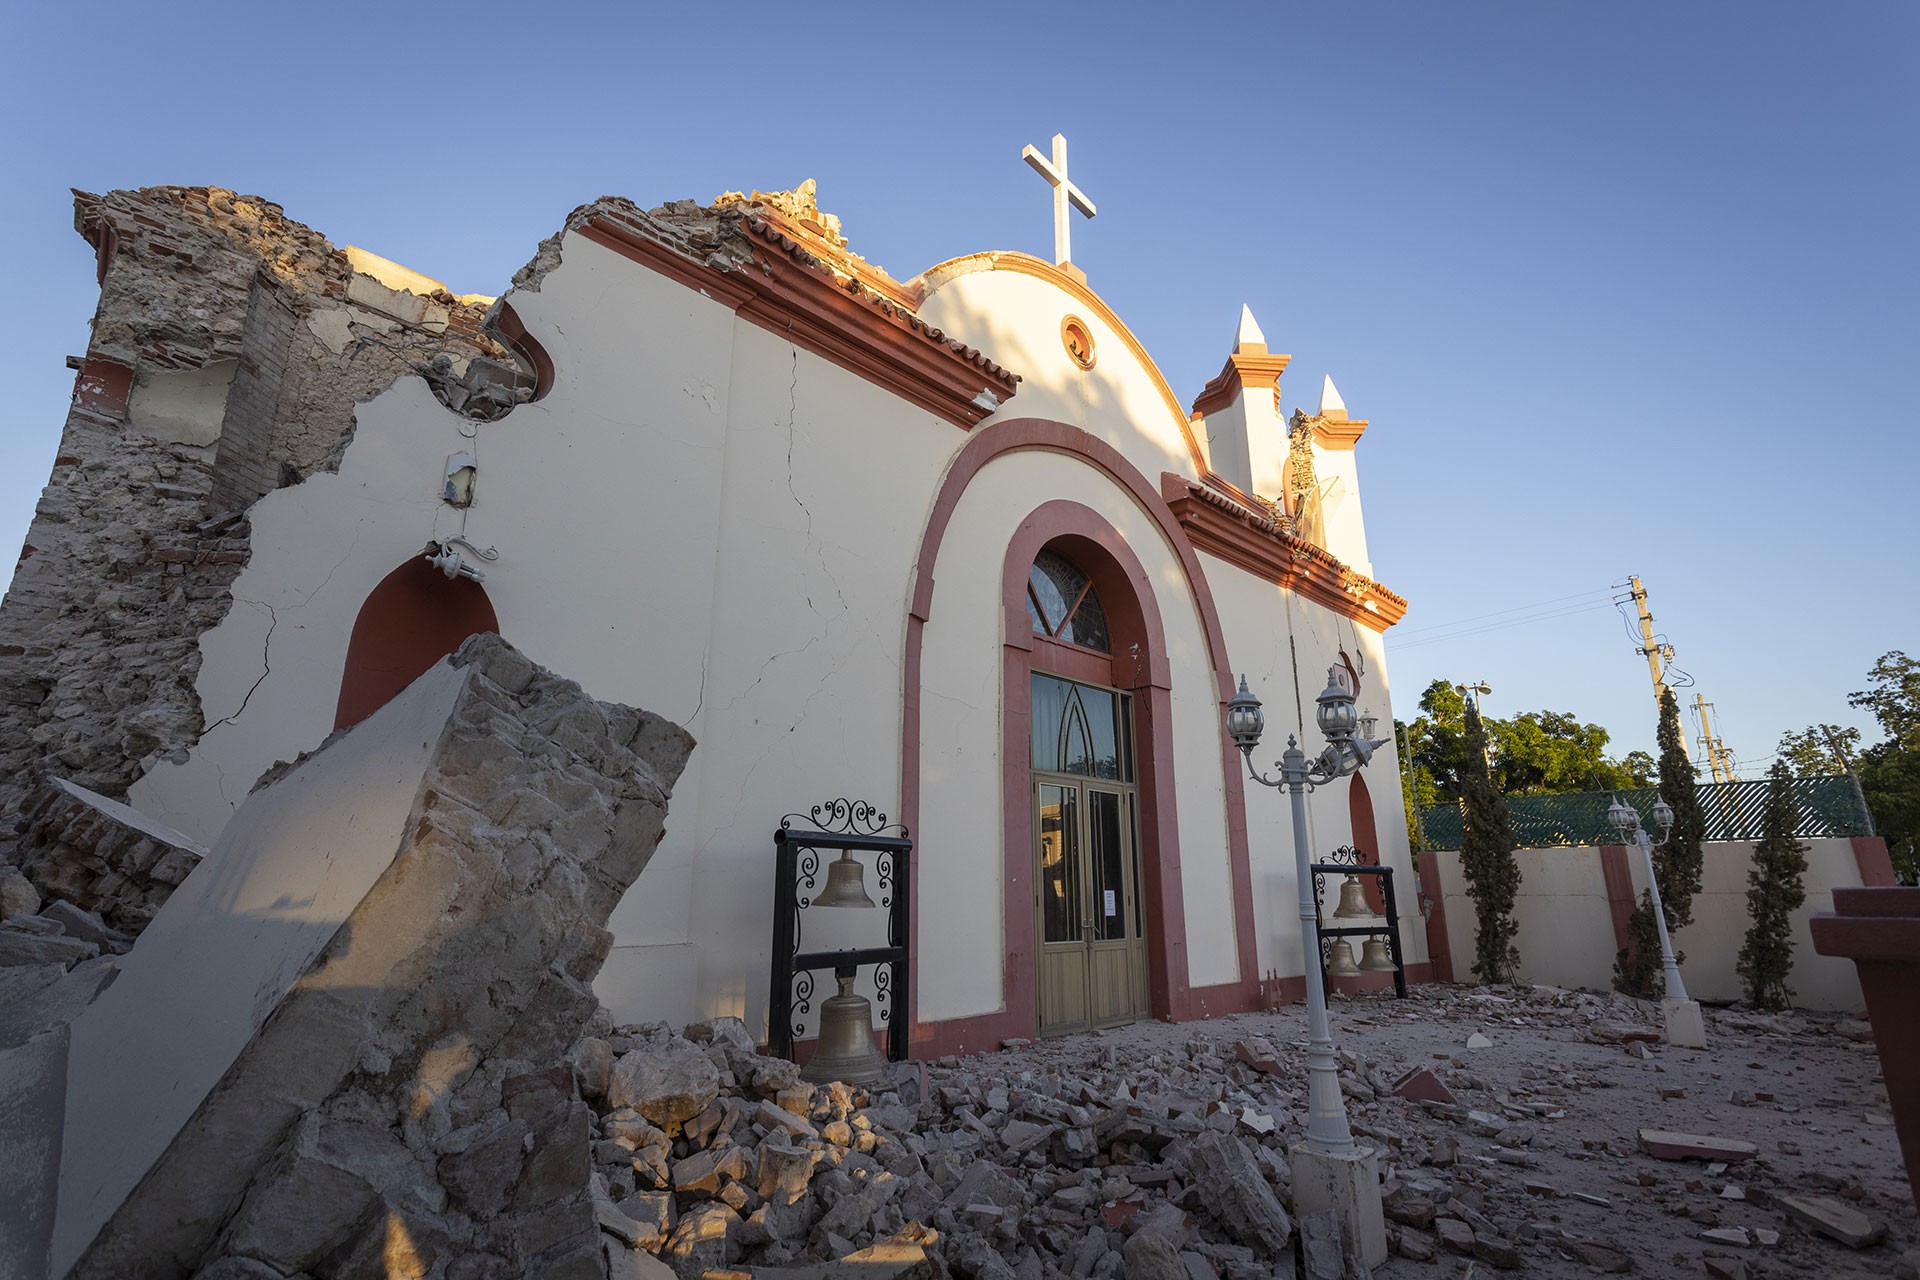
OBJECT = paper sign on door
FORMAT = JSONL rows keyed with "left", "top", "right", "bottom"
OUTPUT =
{"left": 1103, "top": 889, "right": 1117, "bottom": 916}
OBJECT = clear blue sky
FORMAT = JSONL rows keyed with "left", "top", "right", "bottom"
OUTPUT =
{"left": 2, "top": 2, "right": 1913, "bottom": 773}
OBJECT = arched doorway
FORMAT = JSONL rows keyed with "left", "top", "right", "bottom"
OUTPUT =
{"left": 1002, "top": 505, "right": 1181, "bottom": 1038}
{"left": 901, "top": 418, "right": 1260, "bottom": 1057}
{"left": 334, "top": 556, "right": 499, "bottom": 730}
{"left": 1026, "top": 547, "right": 1147, "bottom": 1033}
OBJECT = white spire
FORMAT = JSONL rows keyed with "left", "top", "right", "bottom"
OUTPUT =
{"left": 1234, "top": 304, "right": 1267, "bottom": 352}
{"left": 1319, "top": 374, "right": 1348, "bottom": 419}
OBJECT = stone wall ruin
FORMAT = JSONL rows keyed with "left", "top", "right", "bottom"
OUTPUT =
{"left": 0, "top": 187, "right": 519, "bottom": 833}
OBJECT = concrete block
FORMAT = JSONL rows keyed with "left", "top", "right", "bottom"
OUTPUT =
{"left": 49, "top": 636, "right": 693, "bottom": 1277}
{"left": 1662, "top": 997, "right": 1707, "bottom": 1048}
{"left": 1288, "top": 1142, "right": 1387, "bottom": 1269}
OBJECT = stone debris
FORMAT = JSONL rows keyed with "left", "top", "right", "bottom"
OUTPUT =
{"left": 9, "top": 818, "right": 1910, "bottom": 1279}
{"left": 9, "top": 776, "right": 205, "bottom": 936}
{"left": 0, "top": 788, "right": 146, "bottom": 1054}
{"left": 1775, "top": 1193, "right": 1888, "bottom": 1248}
{"left": 1639, "top": 1130, "right": 1759, "bottom": 1162}
{"left": 1390, "top": 1065, "right": 1457, "bottom": 1105}
{"left": 38, "top": 636, "right": 694, "bottom": 1279}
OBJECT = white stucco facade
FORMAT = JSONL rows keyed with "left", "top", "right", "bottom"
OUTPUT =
{"left": 127, "top": 197, "right": 1417, "bottom": 1046}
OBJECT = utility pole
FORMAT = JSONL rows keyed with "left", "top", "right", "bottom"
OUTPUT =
{"left": 1693, "top": 694, "right": 1732, "bottom": 785}
{"left": 1824, "top": 725, "right": 1877, "bottom": 835}
{"left": 1623, "top": 576, "right": 1690, "bottom": 756}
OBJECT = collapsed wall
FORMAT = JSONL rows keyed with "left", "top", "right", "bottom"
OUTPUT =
{"left": 38, "top": 634, "right": 692, "bottom": 1278}
{"left": 0, "top": 187, "right": 513, "bottom": 830}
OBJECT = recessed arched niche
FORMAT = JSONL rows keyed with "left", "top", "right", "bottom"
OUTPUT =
{"left": 334, "top": 556, "right": 499, "bottom": 730}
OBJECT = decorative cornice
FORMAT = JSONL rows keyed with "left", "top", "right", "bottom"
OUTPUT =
{"left": 1159, "top": 473, "right": 1408, "bottom": 631}
{"left": 576, "top": 207, "right": 1020, "bottom": 429}
{"left": 1189, "top": 351, "right": 1292, "bottom": 421}
{"left": 1307, "top": 410, "right": 1368, "bottom": 450}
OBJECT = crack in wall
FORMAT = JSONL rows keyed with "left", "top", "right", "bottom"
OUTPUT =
{"left": 201, "top": 598, "right": 277, "bottom": 733}
{"left": 189, "top": 533, "right": 360, "bottom": 740}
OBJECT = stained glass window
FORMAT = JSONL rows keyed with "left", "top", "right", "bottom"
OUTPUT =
{"left": 1027, "top": 548, "right": 1111, "bottom": 653}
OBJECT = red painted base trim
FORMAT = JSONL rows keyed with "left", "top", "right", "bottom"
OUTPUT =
{"left": 1852, "top": 835, "right": 1897, "bottom": 887}
{"left": 900, "top": 961, "right": 1445, "bottom": 1062}
{"left": 1191, "top": 977, "right": 1264, "bottom": 1018}
{"left": 910, "top": 1009, "right": 1039, "bottom": 1059}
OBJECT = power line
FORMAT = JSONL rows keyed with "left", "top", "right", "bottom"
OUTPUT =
{"left": 1388, "top": 601, "right": 1616, "bottom": 651}
{"left": 1391, "top": 588, "right": 1613, "bottom": 638}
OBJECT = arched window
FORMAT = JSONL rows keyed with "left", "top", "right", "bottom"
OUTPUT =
{"left": 334, "top": 557, "right": 499, "bottom": 730}
{"left": 1026, "top": 548, "right": 1111, "bottom": 652}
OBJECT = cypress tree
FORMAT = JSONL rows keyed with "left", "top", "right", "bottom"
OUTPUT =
{"left": 1613, "top": 892, "right": 1661, "bottom": 997}
{"left": 1458, "top": 697, "right": 1521, "bottom": 982}
{"left": 1654, "top": 689, "right": 1706, "bottom": 929}
{"left": 1738, "top": 761, "right": 1810, "bottom": 1010}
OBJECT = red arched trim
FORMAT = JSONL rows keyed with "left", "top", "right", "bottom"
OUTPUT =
{"left": 493, "top": 301, "right": 556, "bottom": 402}
{"left": 1348, "top": 772, "right": 1386, "bottom": 914}
{"left": 1000, "top": 502, "right": 1187, "bottom": 1039}
{"left": 335, "top": 557, "right": 500, "bottom": 730}
{"left": 901, "top": 418, "right": 1259, "bottom": 1057}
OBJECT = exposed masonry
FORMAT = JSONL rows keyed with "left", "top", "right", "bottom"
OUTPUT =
{"left": 0, "top": 185, "right": 1010, "bottom": 848}
{"left": 13, "top": 776, "right": 206, "bottom": 937}
{"left": 0, "top": 187, "right": 513, "bottom": 833}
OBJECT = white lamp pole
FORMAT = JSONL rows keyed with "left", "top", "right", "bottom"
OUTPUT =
{"left": 1605, "top": 795, "right": 1708, "bottom": 1047}
{"left": 1227, "top": 668, "right": 1392, "bottom": 1266}
{"left": 1226, "top": 669, "right": 1387, "bottom": 1153}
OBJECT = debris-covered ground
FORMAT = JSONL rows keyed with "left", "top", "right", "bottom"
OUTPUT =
{"left": 589, "top": 985, "right": 1915, "bottom": 1280}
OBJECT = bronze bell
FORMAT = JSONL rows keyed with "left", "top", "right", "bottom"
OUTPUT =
{"left": 813, "top": 850, "right": 876, "bottom": 909}
{"left": 1325, "top": 938, "right": 1361, "bottom": 977}
{"left": 801, "top": 966, "right": 886, "bottom": 1085}
{"left": 1332, "top": 873, "right": 1371, "bottom": 919}
{"left": 1360, "top": 936, "right": 1397, "bottom": 972}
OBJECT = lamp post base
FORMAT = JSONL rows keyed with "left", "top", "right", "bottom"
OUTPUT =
{"left": 1662, "top": 997, "right": 1707, "bottom": 1049}
{"left": 1289, "top": 1142, "right": 1388, "bottom": 1268}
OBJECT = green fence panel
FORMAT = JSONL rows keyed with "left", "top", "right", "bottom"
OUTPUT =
{"left": 1417, "top": 775, "right": 1871, "bottom": 851}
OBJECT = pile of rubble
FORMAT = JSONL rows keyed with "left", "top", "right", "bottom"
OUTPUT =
{"left": 0, "top": 776, "right": 207, "bottom": 1039}
{"left": 577, "top": 985, "right": 1914, "bottom": 1280}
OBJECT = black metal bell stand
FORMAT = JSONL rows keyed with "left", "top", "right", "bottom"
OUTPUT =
{"left": 767, "top": 799, "right": 911, "bottom": 1064}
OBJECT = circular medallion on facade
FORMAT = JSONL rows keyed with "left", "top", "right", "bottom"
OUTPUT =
{"left": 1061, "top": 315, "right": 1096, "bottom": 370}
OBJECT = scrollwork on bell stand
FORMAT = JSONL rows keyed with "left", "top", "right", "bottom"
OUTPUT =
{"left": 769, "top": 799, "right": 912, "bottom": 1083}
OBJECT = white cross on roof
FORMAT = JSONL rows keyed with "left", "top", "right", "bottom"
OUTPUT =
{"left": 1021, "top": 133, "right": 1097, "bottom": 268}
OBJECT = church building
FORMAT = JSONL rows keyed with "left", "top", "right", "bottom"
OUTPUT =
{"left": 1, "top": 158, "right": 1422, "bottom": 1058}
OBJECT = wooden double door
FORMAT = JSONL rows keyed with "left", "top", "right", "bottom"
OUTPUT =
{"left": 1030, "top": 674, "right": 1147, "bottom": 1035}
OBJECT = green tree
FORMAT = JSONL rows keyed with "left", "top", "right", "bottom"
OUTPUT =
{"left": 1613, "top": 891, "right": 1662, "bottom": 999}
{"left": 1406, "top": 680, "right": 1476, "bottom": 803}
{"left": 1849, "top": 651, "right": 1920, "bottom": 748}
{"left": 1623, "top": 751, "right": 1656, "bottom": 787}
{"left": 1493, "top": 710, "right": 1638, "bottom": 795}
{"left": 1777, "top": 724, "right": 1863, "bottom": 778}
{"left": 1848, "top": 650, "right": 1920, "bottom": 883}
{"left": 1653, "top": 688, "right": 1706, "bottom": 930}
{"left": 1857, "top": 743, "right": 1919, "bottom": 882}
{"left": 1403, "top": 677, "right": 1647, "bottom": 805}
{"left": 1458, "top": 697, "right": 1521, "bottom": 982}
{"left": 1737, "top": 762, "right": 1810, "bottom": 1010}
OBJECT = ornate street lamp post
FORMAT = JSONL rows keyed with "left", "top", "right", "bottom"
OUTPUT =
{"left": 1605, "top": 795, "right": 1708, "bottom": 1048}
{"left": 1226, "top": 667, "right": 1390, "bottom": 1265}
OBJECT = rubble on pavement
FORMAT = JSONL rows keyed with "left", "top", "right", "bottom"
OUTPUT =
{"left": 579, "top": 983, "right": 1911, "bottom": 1280}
